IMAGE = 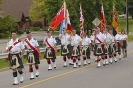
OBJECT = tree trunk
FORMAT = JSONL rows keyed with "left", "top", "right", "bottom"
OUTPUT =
{"left": 132, "top": 14, "right": 133, "bottom": 19}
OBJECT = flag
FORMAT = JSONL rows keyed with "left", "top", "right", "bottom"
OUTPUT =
{"left": 66, "top": 9, "right": 73, "bottom": 33}
{"left": 100, "top": 4, "right": 105, "bottom": 32}
{"left": 59, "top": 20, "right": 66, "bottom": 34}
{"left": 79, "top": 3, "right": 84, "bottom": 36}
{"left": 49, "top": 2, "right": 66, "bottom": 30}
{"left": 112, "top": 5, "right": 119, "bottom": 36}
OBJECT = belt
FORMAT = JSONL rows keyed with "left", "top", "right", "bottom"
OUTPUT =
{"left": 10, "top": 52, "right": 20, "bottom": 54}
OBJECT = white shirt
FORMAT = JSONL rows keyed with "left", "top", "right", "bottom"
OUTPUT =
{"left": 71, "top": 34, "right": 82, "bottom": 46}
{"left": 115, "top": 34, "right": 121, "bottom": 40}
{"left": 82, "top": 36, "right": 91, "bottom": 45}
{"left": 24, "top": 38, "right": 39, "bottom": 49}
{"left": 120, "top": 34, "right": 128, "bottom": 40}
{"left": 44, "top": 36, "right": 56, "bottom": 47}
{"left": 111, "top": 35, "right": 115, "bottom": 42}
{"left": 6, "top": 38, "right": 24, "bottom": 53}
{"left": 95, "top": 32, "right": 105, "bottom": 43}
{"left": 90, "top": 32, "right": 95, "bottom": 41}
{"left": 59, "top": 33, "right": 70, "bottom": 45}
{"left": 104, "top": 33, "right": 112, "bottom": 43}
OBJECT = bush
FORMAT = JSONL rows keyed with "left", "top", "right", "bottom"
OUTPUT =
{"left": 33, "top": 27, "right": 40, "bottom": 31}
{"left": 0, "top": 33, "right": 5, "bottom": 38}
{"left": 17, "top": 30, "right": 24, "bottom": 34}
{"left": 33, "top": 21, "right": 42, "bottom": 28}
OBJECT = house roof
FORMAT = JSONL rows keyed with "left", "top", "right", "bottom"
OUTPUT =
{"left": 0, "top": 0, "right": 32, "bottom": 22}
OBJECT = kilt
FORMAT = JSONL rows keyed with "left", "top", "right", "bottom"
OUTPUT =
{"left": 27, "top": 51, "right": 40, "bottom": 64}
{"left": 81, "top": 46, "right": 90, "bottom": 57}
{"left": 71, "top": 45, "right": 81, "bottom": 57}
{"left": 10, "top": 53, "right": 24, "bottom": 69}
{"left": 116, "top": 41, "right": 121, "bottom": 52}
{"left": 112, "top": 43, "right": 116, "bottom": 53}
{"left": 61, "top": 44, "right": 72, "bottom": 56}
{"left": 44, "top": 47, "right": 56, "bottom": 60}
{"left": 107, "top": 44, "right": 112, "bottom": 55}
{"left": 122, "top": 40, "right": 127, "bottom": 49}
{"left": 94, "top": 43, "right": 105, "bottom": 56}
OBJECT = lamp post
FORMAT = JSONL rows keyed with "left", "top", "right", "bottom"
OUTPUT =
{"left": 126, "top": 0, "right": 129, "bottom": 34}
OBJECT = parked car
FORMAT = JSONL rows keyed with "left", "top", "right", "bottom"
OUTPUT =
{"left": 119, "top": 14, "right": 126, "bottom": 18}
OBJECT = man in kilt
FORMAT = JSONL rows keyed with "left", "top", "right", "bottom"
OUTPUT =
{"left": 59, "top": 28, "right": 72, "bottom": 67}
{"left": 103, "top": 29, "right": 113, "bottom": 65}
{"left": 108, "top": 30, "right": 117, "bottom": 62}
{"left": 120, "top": 29, "right": 128, "bottom": 58}
{"left": 70, "top": 30, "right": 82, "bottom": 68}
{"left": 93, "top": 27, "right": 107, "bottom": 68}
{"left": 81, "top": 32, "right": 91, "bottom": 65}
{"left": 90, "top": 28, "right": 97, "bottom": 62}
{"left": 24, "top": 31, "right": 41, "bottom": 80}
{"left": 6, "top": 31, "right": 25, "bottom": 85}
{"left": 115, "top": 33, "right": 122, "bottom": 60}
{"left": 44, "top": 30, "right": 57, "bottom": 70}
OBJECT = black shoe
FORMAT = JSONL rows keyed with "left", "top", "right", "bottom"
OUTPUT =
{"left": 109, "top": 62, "right": 113, "bottom": 64}
{"left": 69, "top": 63, "right": 73, "bottom": 65}
{"left": 20, "top": 81, "right": 23, "bottom": 83}
{"left": 119, "top": 58, "right": 121, "bottom": 60}
{"left": 78, "top": 65, "right": 81, "bottom": 67}
{"left": 63, "top": 65, "right": 67, "bottom": 67}
{"left": 54, "top": 67, "right": 56, "bottom": 69}
{"left": 88, "top": 62, "right": 91, "bottom": 64}
{"left": 13, "top": 83, "right": 19, "bottom": 85}
{"left": 103, "top": 64, "right": 105, "bottom": 66}
{"left": 36, "top": 75, "right": 39, "bottom": 77}
{"left": 30, "top": 78, "right": 34, "bottom": 80}
{"left": 48, "top": 69, "right": 52, "bottom": 71}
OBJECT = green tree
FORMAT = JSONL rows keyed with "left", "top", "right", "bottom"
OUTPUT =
{"left": 0, "top": 15, "right": 17, "bottom": 38}
{"left": 29, "top": 0, "right": 45, "bottom": 20}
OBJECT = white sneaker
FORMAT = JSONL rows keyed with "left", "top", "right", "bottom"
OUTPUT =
{"left": 63, "top": 62, "right": 67, "bottom": 67}
{"left": 105, "top": 59, "right": 109, "bottom": 65}
{"left": 83, "top": 60, "right": 87, "bottom": 66}
{"left": 13, "top": 77, "right": 19, "bottom": 85}
{"left": 35, "top": 70, "right": 39, "bottom": 77}
{"left": 88, "top": 59, "right": 91, "bottom": 64}
{"left": 30, "top": 72, "right": 34, "bottom": 80}
{"left": 48, "top": 64, "right": 52, "bottom": 70}
{"left": 97, "top": 62, "right": 101, "bottom": 68}
{"left": 20, "top": 75, "right": 24, "bottom": 83}
{"left": 109, "top": 58, "right": 113, "bottom": 64}
{"left": 73, "top": 63, "right": 77, "bottom": 68}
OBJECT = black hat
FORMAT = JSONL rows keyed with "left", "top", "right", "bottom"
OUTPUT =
{"left": 11, "top": 31, "right": 17, "bottom": 34}
{"left": 47, "top": 30, "right": 51, "bottom": 33}
{"left": 26, "top": 31, "right": 31, "bottom": 34}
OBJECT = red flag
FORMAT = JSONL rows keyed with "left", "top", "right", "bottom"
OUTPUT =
{"left": 100, "top": 4, "right": 105, "bottom": 32}
{"left": 49, "top": 2, "right": 66, "bottom": 30}
{"left": 66, "top": 9, "right": 73, "bottom": 33}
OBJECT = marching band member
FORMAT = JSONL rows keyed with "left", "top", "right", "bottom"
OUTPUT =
{"left": 59, "top": 28, "right": 72, "bottom": 67}
{"left": 93, "top": 27, "right": 107, "bottom": 68}
{"left": 90, "top": 28, "right": 97, "bottom": 62}
{"left": 6, "top": 31, "right": 25, "bottom": 85}
{"left": 44, "top": 30, "right": 57, "bottom": 70}
{"left": 103, "top": 29, "right": 113, "bottom": 65}
{"left": 108, "top": 30, "right": 117, "bottom": 62}
{"left": 70, "top": 30, "right": 82, "bottom": 68}
{"left": 115, "top": 33, "right": 122, "bottom": 60}
{"left": 24, "top": 31, "right": 40, "bottom": 80}
{"left": 120, "top": 29, "right": 128, "bottom": 58}
{"left": 82, "top": 32, "right": 91, "bottom": 65}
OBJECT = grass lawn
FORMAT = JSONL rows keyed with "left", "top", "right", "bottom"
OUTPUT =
{"left": 0, "top": 50, "right": 61, "bottom": 69}
{"left": 128, "top": 35, "right": 133, "bottom": 42}
{"left": 118, "top": 18, "right": 133, "bottom": 32}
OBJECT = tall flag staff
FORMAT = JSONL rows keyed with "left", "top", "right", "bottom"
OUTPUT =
{"left": 79, "top": 3, "right": 84, "bottom": 37}
{"left": 112, "top": 5, "right": 119, "bottom": 36}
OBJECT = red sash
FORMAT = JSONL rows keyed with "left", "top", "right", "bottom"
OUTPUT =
{"left": 8, "top": 41, "right": 19, "bottom": 60}
{"left": 96, "top": 37, "right": 102, "bottom": 43}
{"left": 25, "top": 40, "right": 40, "bottom": 58}
{"left": 46, "top": 39, "right": 56, "bottom": 55}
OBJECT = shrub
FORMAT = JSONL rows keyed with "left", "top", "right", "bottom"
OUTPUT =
{"left": 33, "top": 27, "right": 40, "bottom": 31}
{"left": 0, "top": 33, "right": 6, "bottom": 38}
{"left": 33, "top": 21, "right": 42, "bottom": 28}
{"left": 17, "top": 30, "right": 24, "bottom": 34}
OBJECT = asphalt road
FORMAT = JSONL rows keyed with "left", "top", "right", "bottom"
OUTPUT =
{"left": 0, "top": 42, "right": 133, "bottom": 88}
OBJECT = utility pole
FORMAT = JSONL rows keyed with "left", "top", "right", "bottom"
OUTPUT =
{"left": 126, "top": 0, "right": 129, "bottom": 34}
